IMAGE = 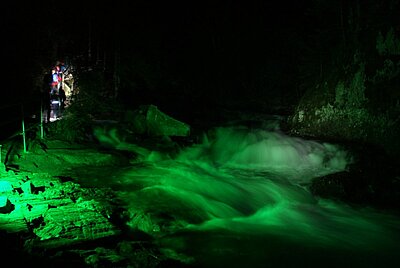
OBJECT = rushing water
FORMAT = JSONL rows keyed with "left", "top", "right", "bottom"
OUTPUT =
{"left": 91, "top": 125, "right": 400, "bottom": 267}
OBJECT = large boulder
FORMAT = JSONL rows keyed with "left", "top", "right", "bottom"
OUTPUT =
{"left": 124, "top": 105, "right": 190, "bottom": 137}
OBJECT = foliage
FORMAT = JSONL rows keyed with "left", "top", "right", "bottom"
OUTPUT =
{"left": 73, "top": 71, "right": 121, "bottom": 117}
{"left": 48, "top": 71, "right": 122, "bottom": 142}
{"left": 48, "top": 108, "right": 92, "bottom": 143}
{"left": 331, "top": 59, "right": 368, "bottom": 109}
{"left": 334, "top": 81, "right": 346, "bottom": 108}
{"left": 376, "top": 28, "right": 400, "bottom": 56}
{"left": 370, "top": 59, "right": 400, "bottom": 84}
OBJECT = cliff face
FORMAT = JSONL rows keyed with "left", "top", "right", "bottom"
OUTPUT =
{"left": 288, "top": 23, "right": 400, "bottom": 157}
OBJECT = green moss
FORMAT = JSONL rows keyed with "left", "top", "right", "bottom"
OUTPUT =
{"left": 290, "top": 102, "right": 399, "bottom": 156}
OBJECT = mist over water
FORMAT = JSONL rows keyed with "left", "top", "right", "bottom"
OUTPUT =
{"left": 109, "top": 126, "right": 400, "bottom": 266}
{"left": 177, "top": 126, "right": 350, "bottom": 184}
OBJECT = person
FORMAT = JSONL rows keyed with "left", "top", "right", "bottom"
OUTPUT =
{"left": 54, "top": 65, "right": 62, "bottom": 90}
{"left": 48, "top": 67, "right": 62, "bottom": 120}
{"left": 59, "top": 61, "right": 68, "bottom": 74}
{"left": 50, "top": 90, "right": 60, "bottom": 120}
{"left": 51, "top": 68, "right": 59, "bottom": 95}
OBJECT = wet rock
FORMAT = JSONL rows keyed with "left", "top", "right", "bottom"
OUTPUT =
{"left": 0, "top": 181, "right": 13, "bottom": 193}
{"left": 310, "top": 171, "right": 373, "bottom": 204}
{"left": 21, "top": 181, "right": 33, "bottom": 195}
{"left": 311, "top": 142, "right": 400, "bottom": 210}
{"left": 0, "top": 163, "right": 6, "bottom": 174}
{"left": 0, "top": 196, "right": 14, "bottom": 214}
{"left": 0, "top": 213, "right": 28, "bottom": 233}
{"left": 126, "top": 208, "right": 160, "bottom": 234}
{"left": 124, "top": 104, "right": 190, "bottom": 137}
{"left": 32, "top": 204, "right": 119, "bottom": 247}
{"left": 0, "top": 170, "right": 120, "bottom": 260}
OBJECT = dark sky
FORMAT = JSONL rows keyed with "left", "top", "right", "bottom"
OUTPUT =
{"left": 4, "top": 1, "right": 311, "bottom": 64}
{"left": 108, "top": 1, "right": 311, "bottom": 112}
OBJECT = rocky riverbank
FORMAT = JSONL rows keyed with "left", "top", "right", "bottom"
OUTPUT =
{"left": 0, "top": 138, "right": 182, "bottom": 267}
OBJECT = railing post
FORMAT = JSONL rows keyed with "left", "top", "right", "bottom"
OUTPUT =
{"left": 21, "top": 104, "right": 27, "bottom": 153}
{"left": 40, "top": 100, "right": 44, "bottom": 139}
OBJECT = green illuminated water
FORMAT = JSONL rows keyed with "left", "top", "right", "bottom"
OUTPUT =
{"left": 91, "top": 126, "right": 400, "bottom": 267}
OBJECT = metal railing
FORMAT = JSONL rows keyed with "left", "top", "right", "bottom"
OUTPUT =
{"left": 0, "top": 64, "right": 75, "bottom": 165}
{"left": 0, "top": 98, "right": 44, "bottom": 163}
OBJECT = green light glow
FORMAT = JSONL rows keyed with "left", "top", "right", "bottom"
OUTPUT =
{"left": 91, "top": 126, "right": 398, "bottom": 259}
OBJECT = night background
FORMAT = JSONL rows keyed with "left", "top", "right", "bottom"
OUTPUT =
{"left": 4, "top": 1, "right": 400, "bottom": 139}
{"left": 1, "top": 1, "right": 400, "bottom": 267}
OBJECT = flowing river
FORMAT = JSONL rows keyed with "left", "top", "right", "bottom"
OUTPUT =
{"left": 81, "top": 125, "right": 400, "bottom": 267}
